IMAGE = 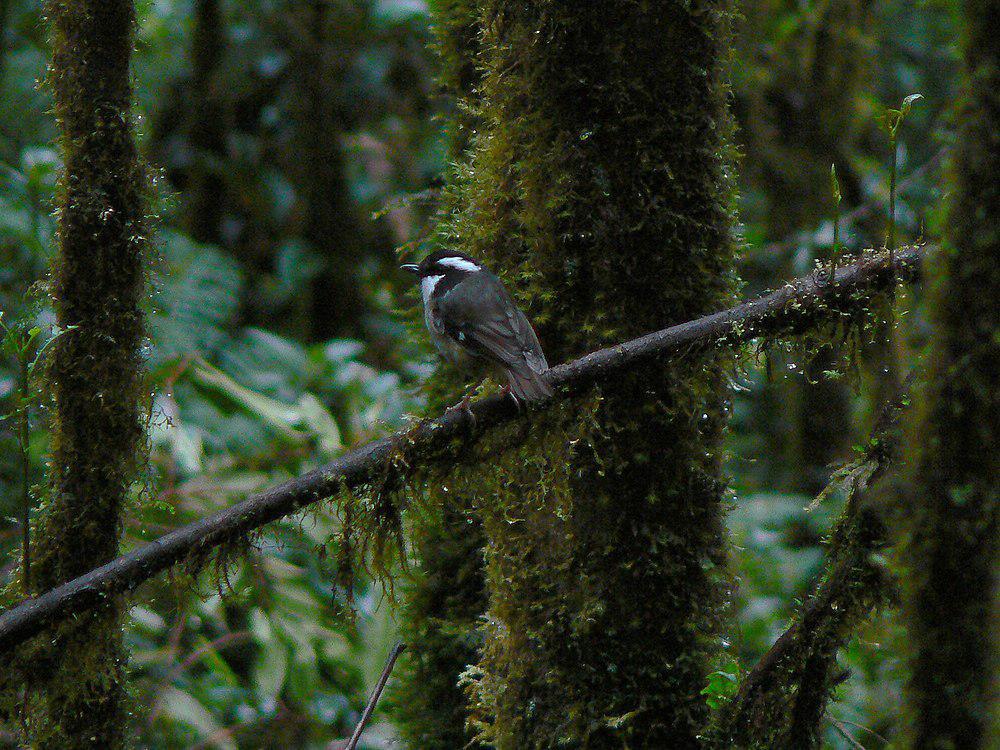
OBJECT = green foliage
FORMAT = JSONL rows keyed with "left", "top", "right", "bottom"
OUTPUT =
{"left": 6, "top": 0, "right": 154, "bottom": 745}
{"left": 703, "top": 669, "right": 741, "bottom": 712}
{"left": 135, "top": 233, "right": 420, "bottom": 748}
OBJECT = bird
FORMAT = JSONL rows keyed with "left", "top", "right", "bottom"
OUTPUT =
{"left": 401, "top": 250, "right": 553, "bottom": 403}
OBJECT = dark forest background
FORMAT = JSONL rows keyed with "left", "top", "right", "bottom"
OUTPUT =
{"left": 0, "top": 1, "right": 990, "bottom": 748}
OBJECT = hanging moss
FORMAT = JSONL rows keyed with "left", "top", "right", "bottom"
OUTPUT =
{"left": 427, "top": 2, "right": 742, "bottom": 746}
{"left": 896, "top": 1, "right": 1000, "bottom": 747}
{"left": 0, "top": 0, "right": 151, "bottom": 747}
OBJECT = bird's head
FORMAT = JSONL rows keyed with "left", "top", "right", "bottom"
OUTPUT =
{"left": 400, "top": 250, "right": 482, "bottom": 281}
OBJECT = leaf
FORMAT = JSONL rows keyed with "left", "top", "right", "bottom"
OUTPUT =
{"left": 900, "top": 92, "right": 924, "bottom": 115}
{"left": 701, "top": 670, "right": 739, "bottom": 710}
{"left": 159, "top": 686, "right": 238, "bottom": 750}
{"left": 28, "top": 324, "right": 76, "bottom": 375}
{"left": 295, "top": 393, "right": 343, "bottom": 456}
{"left": 190, "top": 359, "right": 307, "bottom": 443}
{"left": 250, "top": 609, "right": 289, "bottom": 701}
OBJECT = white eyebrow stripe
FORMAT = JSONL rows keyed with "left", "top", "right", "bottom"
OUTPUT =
{"left": 420, "top": 274, "right": 444, "bottom": 305}
{"left": 436, "top": 257, "right": 480, "bottom": 273}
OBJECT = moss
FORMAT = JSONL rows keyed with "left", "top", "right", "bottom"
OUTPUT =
{"left": 0, "top": 0, "right": 151, "bottom": 746}
{"left": 393, "top": 503, "right": 488, "bottom": 747}
{"left": 429, "top": 2, "right": 741, "bottom": 746}
{"left": 896, "top": 2, "right": 1000, "bottom": 747}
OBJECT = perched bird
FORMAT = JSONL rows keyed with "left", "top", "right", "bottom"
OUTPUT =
{"left": 401, "top": 250, "right": 553, "bottom": 403}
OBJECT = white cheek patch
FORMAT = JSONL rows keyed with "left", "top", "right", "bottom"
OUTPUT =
{"left": 420, "top": 274, "right": 444, "bottom": 305}
{"left": 436, "top": 257, "right": 480, "bottom": 273}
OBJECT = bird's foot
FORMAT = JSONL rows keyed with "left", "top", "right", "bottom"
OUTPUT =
{"left": 446, "top": 393, "right": 477, "bottom": 430}
{"left": 500, "top": 384, "right": 523, "bottom": 412}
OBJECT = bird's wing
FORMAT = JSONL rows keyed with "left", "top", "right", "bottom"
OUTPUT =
{"left": 437, "top": 271, "right": 549, "bottom": 375}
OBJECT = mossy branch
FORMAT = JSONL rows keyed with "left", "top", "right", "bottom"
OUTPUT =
{"left": 0, "top": 246, "right": 924, "bottom": 653}
{"left": 713, "top": 381, "right": 913, "bottom": 749}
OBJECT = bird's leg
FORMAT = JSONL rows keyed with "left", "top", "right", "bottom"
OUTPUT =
{"left": 447, "top": 379, "right": 484, "bottom": 430}
{"left": 499, "top": 384, "right": 523, "bottom": 412}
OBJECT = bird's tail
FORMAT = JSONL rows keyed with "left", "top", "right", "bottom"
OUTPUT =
{"left": 505, "top": 365, "right": 553, "bottom": 403}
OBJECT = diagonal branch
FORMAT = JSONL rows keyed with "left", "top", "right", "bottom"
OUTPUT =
{"left": 714, "top": 378, "right": 913, "bottom": 748}
{"left": 0, "top": 246, "right": 924, "bottom": 653}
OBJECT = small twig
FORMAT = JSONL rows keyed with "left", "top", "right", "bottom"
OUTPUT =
{"left": 830, "top": 717, "right": 870, "bottom": 750}
{"left": 345, "top": 642, "right": 406, "bottom": 750}
{"left": 833, "top": 715, "right": 890, "bottom": 745}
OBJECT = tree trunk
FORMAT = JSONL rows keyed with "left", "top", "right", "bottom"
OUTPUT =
{"left": 445, "top": 2, "right": 738, "bottom": 746}
{"left": 393, "top": 3, "right": 490, "bottom": 747}
{"left": 737, "top": 0, "right": 877, "bottom": 495}
{"left": 897, "top": 1, "right": 999, "bottom": 747}
{"left": 291, "top": 0, "right": 365, "bottom": 341}
{"left": 24, "top": 0, "right": 149, "bottom": 747}
{"left": 184, "top": 0, "right": 226, "bottom": 244}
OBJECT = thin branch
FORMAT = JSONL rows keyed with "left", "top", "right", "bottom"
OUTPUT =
{"left": 343, "top": 642, "right": 406, "bottom": 750}
{"left": 760, "top": 148, "right": 945, "bottom": 258}
{"left": 830, "top": 718, "right": 870, "bottom": 750}
{"left": 0, "top": 246, "right": 924, "bottom": 652}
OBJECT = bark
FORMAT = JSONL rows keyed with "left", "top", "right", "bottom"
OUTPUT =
{"left": 290, "top": 0, "right": 365, "bottom": 340}
{"left": 184, "top": 0, "right": 226, "bottom": 244}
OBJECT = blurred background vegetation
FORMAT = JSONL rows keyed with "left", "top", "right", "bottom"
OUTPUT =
{"left": 0, "top": 0, "right": 959, "bottom": 747}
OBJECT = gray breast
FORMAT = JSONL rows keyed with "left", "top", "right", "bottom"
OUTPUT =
{"left": 422, "top": 275, "right": 476, "bottom": 370}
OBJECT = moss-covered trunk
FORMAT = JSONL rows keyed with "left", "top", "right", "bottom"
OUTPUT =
{"left": 28, "top": 0, "right": 149, "bottom": 746}
{"left": 897, "top": 1, "right": 999, "bottom": 747}
{"left": 443, "top": 2, "right": 739, "bottom": 746}
{"left": 393, "top": 3, "right": 489, "bottom": 747}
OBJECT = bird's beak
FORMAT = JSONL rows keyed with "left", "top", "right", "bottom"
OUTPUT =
{"left": 400, "top": 263, "right": 420, "bottom": 276}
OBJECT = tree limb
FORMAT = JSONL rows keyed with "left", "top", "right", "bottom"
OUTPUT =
{"left": 0, "top": 246, "right": 924, "bottom": 653}
{"left": 714, "top": 377, "right": 913, "bottom": 748}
